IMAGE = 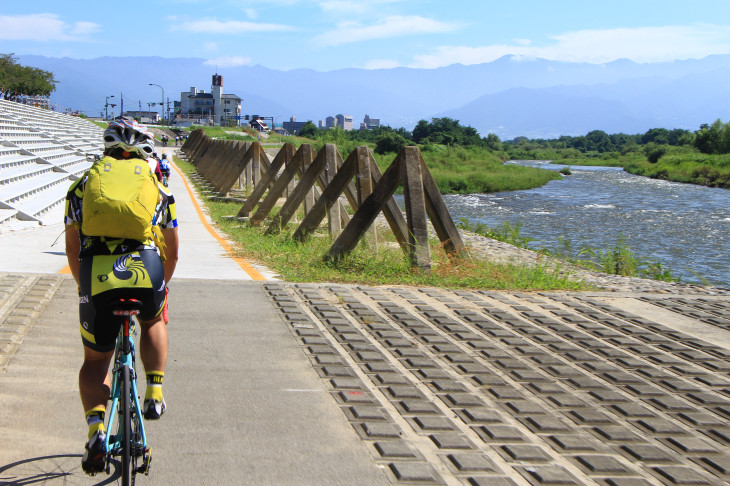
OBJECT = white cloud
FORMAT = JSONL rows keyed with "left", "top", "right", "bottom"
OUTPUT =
{"left": 0, "top": 14, "right": 100, "bottom": 41}
{"left": 318, "top": 0, "right": 403, "bottom": 16}
{"left": 314, "top": 15, "right": 461, "bottom": 47}
{"left": 204, "top": 56, "right": 252, "bottom": 67}
{"left": 176, "top": 19, "right": 295, "bottom": 34}
{"left": 410, "top": 24, "right": 730, "bottom": 68}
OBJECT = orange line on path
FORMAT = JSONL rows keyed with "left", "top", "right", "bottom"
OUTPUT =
{"left": 170, "top": 160, "right": 266, "bottom": 281}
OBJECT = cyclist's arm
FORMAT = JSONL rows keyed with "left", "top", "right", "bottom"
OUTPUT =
{"left": 162, "top": 226, "right": 178, "bottom": 282}
{"left": 65, "top": 225, "right": 81, "bottom": 286}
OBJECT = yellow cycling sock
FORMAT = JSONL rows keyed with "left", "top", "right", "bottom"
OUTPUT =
{"left": 145, "top": 371, "right": 164, "bottom": 401}
{"left": 85, "top": 405, "right": 106, "bottom": 439}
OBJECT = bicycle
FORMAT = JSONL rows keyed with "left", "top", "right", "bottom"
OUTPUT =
{"left": 102, "top": 298, "right": 152, "bottom": 485}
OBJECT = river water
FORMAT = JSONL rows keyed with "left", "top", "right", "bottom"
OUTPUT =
{"left": 435, "top": 161, "right": 730, "bottom": 287}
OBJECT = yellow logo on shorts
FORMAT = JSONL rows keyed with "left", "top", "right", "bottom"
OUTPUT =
{"left": 113, "top": 254, "right": 148, "bottom": 284}
{"left": 90, "top": 252, "right": 153, "bottom": 296}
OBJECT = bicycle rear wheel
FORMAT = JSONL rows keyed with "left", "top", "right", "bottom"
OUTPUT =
{"left": 121, "top": 364, "right": 131, "bottom": 486}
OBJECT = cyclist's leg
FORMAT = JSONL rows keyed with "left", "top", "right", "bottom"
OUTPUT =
{"left": 79, "top": 347, "right": 113, "bottom": 414}
{"left": 134, "top": 249, "right": 168, "bottom": 419}
{"left": 78, "top": 254, "right": 123, "bottom": 473}
{"left": 78, "top": 254, "right": 122, "bottom": 418}
{"left": 139, "top": 314, "right": 168, "bottom": 372}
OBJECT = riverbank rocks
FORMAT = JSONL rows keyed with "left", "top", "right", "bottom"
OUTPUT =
{"left": 459, "top": 230, "right": 730, "bottom": 295}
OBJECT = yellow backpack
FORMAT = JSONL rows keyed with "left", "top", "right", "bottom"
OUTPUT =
{"left": 81, "top": 156, "right": 166, "bottom": 258}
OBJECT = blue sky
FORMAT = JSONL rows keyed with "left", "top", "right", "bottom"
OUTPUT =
{"left": 2, "top": 0, "right": 730, "bottom": 71}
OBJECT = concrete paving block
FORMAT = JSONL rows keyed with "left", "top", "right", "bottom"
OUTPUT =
{"left": 373, "top": 441, "right": 419, "bottom": 459}
{"left": 619, "top": 444, "right": 677, "bottom": 463}
{"left": 547, "top": 435, "right": 600, "bottom": 453}
{"left": 429, "top": 433, "right": 475, "bottom": 450}
{"left": 446, "top": 453, "right": 500, "bottom": 473}
{"left": 359, "top": 422, "right": 401, "bottom": 439}
{"left": 652, "top": 465, "right": 715, "bottom": 485}
{"left": 412, "top": 416, "right": 455, "bottom": 432}
{"left": 516, "top": 465, "right": 581, "bottom": 485}
{"left": 499, "top": 444, "right": 552, "bottom": 463}
{"left": 573, "top": 455, "right": 636, "bottom": 475}
{"left": 472, "top": 425, "right": 527, "bottom": 443}
{"left": 387, "top": 462, "right": 441, "bottom": 483}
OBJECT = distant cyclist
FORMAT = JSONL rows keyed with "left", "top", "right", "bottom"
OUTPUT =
{"left": 65, "top": 118, "right": 179, "bottom": 475}
{"left": 148, "top": 152, "right": 163, "bottom": 183}
{"left": 159, "top": 153, "right": 171, "bottom": 187}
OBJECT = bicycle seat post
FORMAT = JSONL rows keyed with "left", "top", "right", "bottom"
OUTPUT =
{"left": 111, "top": 299, "right": 144, "bottom": 355}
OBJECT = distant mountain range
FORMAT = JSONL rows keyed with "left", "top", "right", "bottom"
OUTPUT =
{"left": 19, "top": 54, "right": 730, "bottom": 140}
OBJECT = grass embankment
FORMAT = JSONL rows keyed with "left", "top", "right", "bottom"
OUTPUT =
{"left": 186, "top": 126, "right": 563, "bottom": 195}
{"left": 513, "top": 145, "right": 730, "bottom": 189}
{"left": 419, "top": 145, "right": 562, "bottom": 194}
{"left": 174, "top": 156, "right": 587, "bottom": 290}
{"left": 624, "top": 153, "right": 730, "bottom": 188}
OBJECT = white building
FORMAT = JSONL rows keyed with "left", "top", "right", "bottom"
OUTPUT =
{"left": 178, "top": 74, "right": 242, "bottom": 126}
{"left": 335, "top": 114, "right": 353, "bottom": 131}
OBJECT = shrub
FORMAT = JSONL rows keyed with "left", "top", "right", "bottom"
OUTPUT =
{"left": 374, "top": 132, "right": 409, "bottom": 155}
{"left": 644, "top": 143, "right": 668, "bottom": 163}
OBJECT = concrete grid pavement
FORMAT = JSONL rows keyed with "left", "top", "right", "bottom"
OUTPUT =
{"left": 1, "top": 149, "right": 730, "bottom": 484}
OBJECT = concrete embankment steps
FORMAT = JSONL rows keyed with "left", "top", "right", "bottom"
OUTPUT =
{"left": 0, "top": 99, "right": 103, "bottom": 225}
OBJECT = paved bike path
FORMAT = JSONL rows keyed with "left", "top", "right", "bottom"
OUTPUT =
{"left": 0, "top": 148, "right": 388, "bottom": 484}
{"left": 0, "top": 276, "right": 388, "bottom": 485}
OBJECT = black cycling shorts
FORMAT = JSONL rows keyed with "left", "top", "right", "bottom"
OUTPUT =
{"left": 78, "top": 249, "right": 166, "bottom": 352}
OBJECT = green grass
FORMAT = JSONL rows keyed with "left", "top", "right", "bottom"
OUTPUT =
{"left": 456, "top": 219, "right": 680, "bottom": 282}
{"left": 420, "top": 145, "right": 563, "bottom": 193}
{"left": 187, "top": 125, "right": 257, "bottom": 142}
{"left": 175, "top": 156, "right": 588, "bottom": 290}
{"left": 624, "top": 153, "right": 730, "bottom": 188}
{"left": 250, "top": 134, "right": 563, "bottom": 195}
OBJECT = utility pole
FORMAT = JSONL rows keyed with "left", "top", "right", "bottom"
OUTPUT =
{"left": 149, "top": 83, "right": 164, "bottom": 124}
{"left": 105, "top": 95, "right": 115, "bottom": 120}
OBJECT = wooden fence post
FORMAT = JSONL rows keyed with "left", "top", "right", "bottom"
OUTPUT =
{"left": 401, "top": 146, "right": 431, "bottom": 271}
{"left": 236, "top": 143, "right": 295, "bottom": 218}
{"left": 324, "top": 145, "right": 341, "bottom": 237}
{"left": 418, "top": 151, "right": 467, "bottom": 258}
{"left": 265, "top": 144, "right": 328, "bottom": 235}
{"left": 248, "top": 144, "right": 312, "bottom": 226}
{"left": 325, "top": 150, "right": 405, "bottom": 262}
{"left": 356, "top": 146, "right": 378, "bottom": 246}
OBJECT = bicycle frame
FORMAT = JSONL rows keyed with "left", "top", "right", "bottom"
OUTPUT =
{"left": 103, "top": 311, "right": 149, "bottom": 477}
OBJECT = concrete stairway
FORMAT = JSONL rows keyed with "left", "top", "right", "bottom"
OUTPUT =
{"left": 0, "top": 99, "right": 104, "bottom": 225}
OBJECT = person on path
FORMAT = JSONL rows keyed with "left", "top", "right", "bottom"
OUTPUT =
{"left": 64, "top": 118, "right": 179, "bottom": 475}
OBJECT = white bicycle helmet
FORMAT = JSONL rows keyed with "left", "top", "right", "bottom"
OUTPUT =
{"left": 104, "top": 118, "right": 155, "bottom": 158}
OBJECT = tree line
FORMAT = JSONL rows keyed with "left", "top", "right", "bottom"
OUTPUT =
{"left": 297, "top": 116, "right": 730, "bottom": 159}
{"left": 0, "top": 53, "right": 57, "bottom": 99}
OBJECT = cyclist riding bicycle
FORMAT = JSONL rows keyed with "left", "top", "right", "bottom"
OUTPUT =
{"left": 159, "top": 153, "right": 171, "bottom": 186}
{"left": 148, "top": 152, "right": 163, "bottom": 183}
{"left": 64, "top": 118, "right": 179, "bottom": 475}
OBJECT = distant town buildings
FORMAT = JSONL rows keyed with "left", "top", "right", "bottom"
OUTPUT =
{"left": 361, "top": 114, "right": 380, "bottom": 130}
{"left": 249, "top": 118, "right": 268, "bottom": 131}
{"left": 334, "top": 114, "right": 354, "bottom": 131}
{"left": 124, "top": 111, "right": 160, "bottom": 124}
{"left": 282, "top": 116, "right": 307, "bottom": 134}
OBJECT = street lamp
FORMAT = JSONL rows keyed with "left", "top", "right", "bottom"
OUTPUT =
{"left": 148, "top": 83, "right": 164, "bottom": 124}
{"left": 105, "top": 95, "right": 115, "bottom": 120}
